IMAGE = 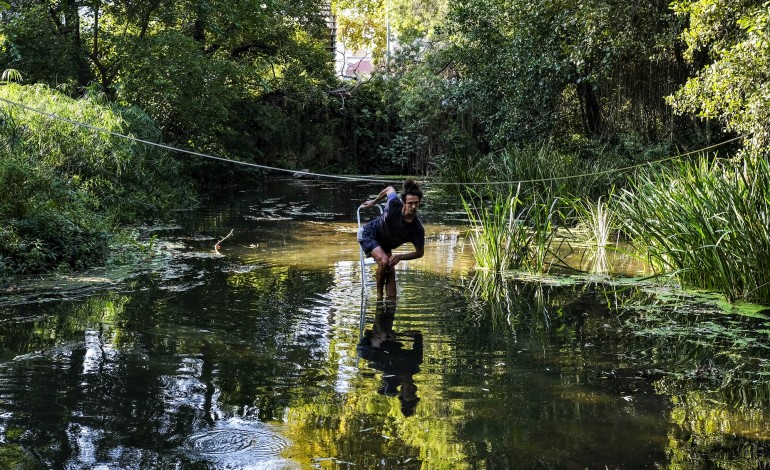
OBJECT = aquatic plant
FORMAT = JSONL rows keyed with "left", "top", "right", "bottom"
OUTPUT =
{"left": 572, "top": 193, "right": 619, "bottom": 250}
{"left": 569, "top": 193, "right": 622, "bottom": 274}
{"left": 462, "top": 185, "right": 526, "bottom": 272}
{"left": 461, "top": 185, "right": 563, "bottom": 274}
{"left": 527, "top": 194, "right": 565, "bottom": 273}
{"left": 618, "top": 155, "right": 770, "bottom": 304}
{"left": 434, "top": 142, "right": 621, "bottom": 202}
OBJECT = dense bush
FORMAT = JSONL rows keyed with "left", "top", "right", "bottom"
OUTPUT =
{"left": 0, "top": 83, "right": 191, "bottom": 278}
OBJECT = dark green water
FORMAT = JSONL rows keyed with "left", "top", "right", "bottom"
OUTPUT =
{"left": 2, "top": 179, "right": 770, "bottom": 469}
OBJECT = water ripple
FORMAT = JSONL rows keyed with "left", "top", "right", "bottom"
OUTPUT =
{"left": 186, "top": 424, "right": 288, "bottom": 458}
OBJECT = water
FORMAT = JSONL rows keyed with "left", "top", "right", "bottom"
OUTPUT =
{"left": 1, "top": 178, "right": 770, "bottom": 468}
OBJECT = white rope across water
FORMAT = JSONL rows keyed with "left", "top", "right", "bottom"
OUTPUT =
{"left": 0, "top": 95, "right": 744, "bottom": 187}
{"left": 0, "top": 95, "right": 396, "bottom": 184}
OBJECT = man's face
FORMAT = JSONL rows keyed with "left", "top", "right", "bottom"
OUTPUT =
{"left": 403, "top": 194, "right": 421, "bottom": 217}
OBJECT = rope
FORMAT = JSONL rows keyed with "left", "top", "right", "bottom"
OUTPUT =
{"left": 427, "top": 136, "right": 744, "bottom": 186}
{"left": 0, "top": 94, "right": 744, "bottom": 187}
{"left": 0, "top": 95, "right": 398, "bottom": 184}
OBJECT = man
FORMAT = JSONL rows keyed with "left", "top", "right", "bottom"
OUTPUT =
{"left": 359, "top": 179, "right": 425, "bottom": 299}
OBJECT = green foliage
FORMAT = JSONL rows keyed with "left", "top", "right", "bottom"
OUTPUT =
{"left": 462, "top": 185, "right": 564, "bottom": 274}
{"left": 0, "top": 3, "right": 87, "bottom": 87}
{"left": 442, "top": 0, "right": 688, "bottom": 148}
{"left": 0, "top": 0, "right": 337, "bottom": 180}
{"left": 0, "top": 442, "right": 36, "bottom": 470}
{"left": 617, "top": 155, "right": 770, "bottom": 304}
{"left": 0, "top": 68, "right": 21, "bottom": 83}
{"left": 434, "top": 142, "right": 625, "bottom": 200}
{"left": 0, "top": 83, "right": 191, "bottom": 277}
{"left": 332, "top": 0, "right": 448, "bottom": 60}
{"left": 335, "top": 0, "right": 691, "bottom": 178}
{"left": 669, "top": 0, "right": 770, "bottom": 152}
{"left": 333, "top": 0, "right": 387, "bottom": 61}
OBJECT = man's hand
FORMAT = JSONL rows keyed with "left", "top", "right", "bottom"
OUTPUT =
{"left": 361, "top": 186, "right": 396, "bottom": 209}
{"left": 388, "top": 248, "right": 423, "bottom": 268}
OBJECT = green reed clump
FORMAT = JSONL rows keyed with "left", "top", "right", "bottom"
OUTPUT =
{"left": 462, "top": 187, "right": 528, "bottom": 272}
{"left": 572, "top": 194, "right": 619, "bottom": 250}
{"left": 462, "top": 185, "right": 564, "bottom": 273}
{"left": 0, "top": 83, "right": 192, "bottom": 278}
{"left": 618, "top": 155, "right": 770, "bottom": 304}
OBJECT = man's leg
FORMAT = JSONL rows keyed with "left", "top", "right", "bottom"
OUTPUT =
{"left": 385, "top": 268, "right": 397, "bottom": 298}
{"left": 370, "top": 247, "right": 390, "bottom": 299}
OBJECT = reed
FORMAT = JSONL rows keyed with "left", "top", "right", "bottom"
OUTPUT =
{"left": 617, "top": 155, "right": 770, "bottom": 304}
{"left": 461, "top": 185, "right": 563, "bottom": 274}
{"left": 462, "top": 185, "right": 529, "bottom": 272}
{"left": 572, "top": 194, "right": 619, "bottom": 250}
{"left": 434, "top": 142, "right": 624, "bottom": 201}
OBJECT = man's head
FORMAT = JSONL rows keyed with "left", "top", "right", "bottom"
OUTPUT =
{"left": 401, "top": 179, "right": 422, "bottom": 218}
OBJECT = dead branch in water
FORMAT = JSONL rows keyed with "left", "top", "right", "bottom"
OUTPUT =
{"left": 214, "top": 229, "right": 234, "bottom": 252}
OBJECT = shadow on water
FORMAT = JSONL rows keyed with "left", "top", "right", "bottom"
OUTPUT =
{"left": 1, "top": 178, "right": 770, "bottom": 468}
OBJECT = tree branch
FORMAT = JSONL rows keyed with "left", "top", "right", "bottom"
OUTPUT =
{"left": 214, "top": 229, "right": 234, "bottom": 252}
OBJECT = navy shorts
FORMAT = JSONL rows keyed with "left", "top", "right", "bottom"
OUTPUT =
{"left": 358, "top": 225, "right": 387, "bottom": 257}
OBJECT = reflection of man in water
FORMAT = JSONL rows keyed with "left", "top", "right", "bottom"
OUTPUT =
{"left": 357, "top": 299, "right": 423, "bottom": 416}
{"left": 359, "top": 179, "right": 425, "bottom": 299}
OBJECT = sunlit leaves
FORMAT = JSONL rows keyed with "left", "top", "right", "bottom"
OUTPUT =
{"left": 332, "top": 0, "right": 447, "bottom": 63}
{"left": 668, "top": 0, "right": 770, "bottom": 151}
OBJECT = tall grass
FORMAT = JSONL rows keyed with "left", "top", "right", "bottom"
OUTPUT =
{"left": 462, "top": 186, "right": 529, "bottom": 272}
{"left": 570, "top": 194, "right": 621, "bottom": 274}
{"left": 572, "top": 194, "right": 619, "bottom": 250}
{"left": 618, "top": 155, "right": 770, "bottom": 304}
{"left": 434, "top": 142, "right": 626, "bottom": 201}
{"left": 462, "top": 185, "right": 564, "bottom": 274}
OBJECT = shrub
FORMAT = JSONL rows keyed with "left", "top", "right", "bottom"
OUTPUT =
{"left": 0, "top": 83, "right": 191, "bottom": 277}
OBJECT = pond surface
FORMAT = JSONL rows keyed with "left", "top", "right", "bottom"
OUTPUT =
{"left": 2, "top": 178, "right": 770, "bottom": 469}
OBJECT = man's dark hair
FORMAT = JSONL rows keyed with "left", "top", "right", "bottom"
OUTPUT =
{"left": 401, "top": 179, "right": 423, "bottom": 200}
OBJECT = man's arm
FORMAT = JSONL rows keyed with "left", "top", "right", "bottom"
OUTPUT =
{"left": 388, "top": 247, "right": 424, "bottom": 267}
{"left": 361, "top": 186, "right": 396, "bottom": 208}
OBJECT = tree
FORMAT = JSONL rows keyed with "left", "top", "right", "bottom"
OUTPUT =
{"left": 441, "top": 0, "right": 686, "bottom": 149}
{"left": 1, "top": 0, "right": 337, "bottom": 172}
{"left": 668, "top": 0, "right": 770, "bottom": 153}
{"left": 332, "top": 0, "right": 447, "bottom": 65}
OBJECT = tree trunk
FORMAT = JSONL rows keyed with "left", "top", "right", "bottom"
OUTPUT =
{"left": 577, "top": 81, "right": 604, "bottom": 137}
{"left": 61, "top": 0, "right": 91, "bottom": 88}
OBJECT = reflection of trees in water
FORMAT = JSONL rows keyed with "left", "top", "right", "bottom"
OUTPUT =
{"left": 0, "top": 292, "right": 192, "bottom": 467}
{"left": 465, "top": 270, "right": 770, "bottom": 467}
{"left": 281, "top": 300, "right": 474, "bottom": 469}
{"left": 463, "top": 270, "right": 633, "bottom": 340}
{"left": 0, "top": 259, "right": 339, "bottom": 467}
{"left": 642, "top": 311, "right": 770, "bottom": 468}
{"left": 662, "top": 387, "right": 770, "bottom": 469}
